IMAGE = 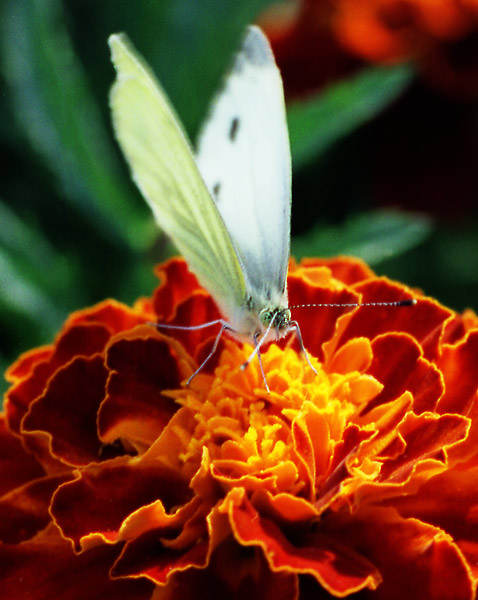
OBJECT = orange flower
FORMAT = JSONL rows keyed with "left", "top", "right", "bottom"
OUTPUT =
{"left": 2, "top": 256, "right": 478, "bottom": 598}
{"left": 333, "top": 0, "right": 477, "bottom": 62}
{"left": 262, "top": 0, "right": 478, "bottom": 98}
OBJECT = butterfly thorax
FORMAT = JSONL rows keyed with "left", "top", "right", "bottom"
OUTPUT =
{"left": 224, "top": 291, "right": 290, "bottom": 342}
{"left": 243, "top": 287, "right": 291, "bottom": 341}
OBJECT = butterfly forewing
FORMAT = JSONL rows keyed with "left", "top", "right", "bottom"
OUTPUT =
{"left": 109, "top": 34, "right": 247, "bottom": 319}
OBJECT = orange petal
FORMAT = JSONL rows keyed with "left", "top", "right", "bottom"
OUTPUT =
{"left": 99, "top": 331, "right": 183, "bottom": 451}
{"left": 437, "top": 331, "right": 478, "bottom": 415}
{"left": 153, "top": 258, "right": 203, "bottom": 321}
{"left": 0, "top": 523, "right": 154, "bottom": 599}
{"left": 112, "top": 530, "right": 209, "bottom": 585}
{"left": 149, "top": 537, "right": 299, "bottom": 600}
{"left": 380, "top": 412, "right": 470, "bottom": 483}
{"left": 226, "top": 488, "right": 381, "bottom": 596}
{"left": 320, "top": 504, "right": 474, "bottom": 600}
{"left": 390, "top": 465, "right": 478, "bottom": 582}
{"left": 0, "top": 416, "right": 45, "bottom": 496}
{"left": 365, "top": 333, "right": 444, "bottom": 415}
{"left": 22, "top": 356, "right": 109, "bottom": 466}
{"left": 51, "top": 459, "right": 191, "bottom": 551}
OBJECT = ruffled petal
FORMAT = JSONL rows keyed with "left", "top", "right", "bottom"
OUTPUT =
{"left": 99, "top": 329, "right": 185, "bottom": 452}
{"left": 51, "top": 459, "right": 192, "bottom": 551}
{"left": 226, "top": 488, "right": 381, "bottom": 596}
{"left": 22, "top": 356, "right": 109, "bottom": 466}
{"left": 320, "top": 505, "right": 474, "bottom": 600}
{"left": 0, "top": 524, "right": 154, "bottom": 599}
{"left": 2, "top": 256, "right": 478, "bottom": 599}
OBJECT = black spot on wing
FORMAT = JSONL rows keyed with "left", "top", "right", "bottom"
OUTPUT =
{"left": 229, "top": 117, "right": 240, "bottom": 141}
{"left": 213, "top": 182, "right": 221, "bottom": 198}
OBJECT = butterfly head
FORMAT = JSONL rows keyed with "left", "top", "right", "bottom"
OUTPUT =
{"left": 258, "top": 306, "right": 291, "bottom": 341}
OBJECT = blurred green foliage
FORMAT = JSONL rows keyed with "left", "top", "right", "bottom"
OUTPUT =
{"left": 288, "top": 64, "right": 414, "bottom": 170}
{"left": 1, "top": 0, "right": 477, "bottom": 398}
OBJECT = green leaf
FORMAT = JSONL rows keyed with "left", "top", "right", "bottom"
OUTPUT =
{"left": 288, "top": 65, "right": 415, "bottom": 170}
{"left": 1, "top": 0, "right": 280, "bottom": 251}
{"left": 0, "top": 250, "right": 63, "bottom": 329}
{"left": 0, "top": 0, "right": 150, "bottom": 250}
{"left": 0, "top": 200, "right": 71, "bottom": 279}
{"left": 292, "top": 210, "right": 433, "bottom": 265}
{"left": 0, "top": 199, "right": 86, "bottom": 304}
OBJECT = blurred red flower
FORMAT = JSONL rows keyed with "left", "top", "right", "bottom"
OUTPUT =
{"left": 2, "top": 257, "right": 478, "bottom": 599}
{"left": 262, "top": 0, "right": 478, "bottom": 98}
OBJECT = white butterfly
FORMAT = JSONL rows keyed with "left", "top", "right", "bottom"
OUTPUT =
{"left": 108, "top": 26, "right": 306, "bottom": 389}
{"left": 108, "top": 26, "right": 414, "bottom": 389}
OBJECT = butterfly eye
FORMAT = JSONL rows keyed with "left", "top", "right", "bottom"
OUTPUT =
{"left": 259, "top": 307, "right": 291, "bottom": 329}
{"left": 279, "top": 308, "right": 292, "bottom": 327}
{"left": 259, "top": 308, "right": 275, "bottom": 326}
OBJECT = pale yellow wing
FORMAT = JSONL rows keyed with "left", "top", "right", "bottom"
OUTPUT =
{"left": 108, "top": 34, "right": 246, "bottom": 318}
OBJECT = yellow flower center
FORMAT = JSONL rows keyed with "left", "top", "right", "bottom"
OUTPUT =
{"left": 167, "top": 341, "right": 382, "bottom": 501}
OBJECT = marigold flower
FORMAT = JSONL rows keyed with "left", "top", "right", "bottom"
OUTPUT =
{"left": 2, "top": 256, "right": 478, "bottom": 598}
{"left": 262, "top": 0, "right": 478, "bottom": 98}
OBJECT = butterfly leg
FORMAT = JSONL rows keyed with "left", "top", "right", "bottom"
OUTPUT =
{"left": 153, "top": 319, "right": 231, "bottom": 386}
{"left": 154, "top": 318, "right": 227, "bottom": 333}
{"left": 185, "top": 321, "right": 230, "bottom": 386}
{"left": 253, "top": 332, "right": 270, "bottom": 393}
{"left": 289, "top": 320, "right": 318, "bottom": 375}
{"left": 240, "top": 329, "right": 272, "bottom": 393}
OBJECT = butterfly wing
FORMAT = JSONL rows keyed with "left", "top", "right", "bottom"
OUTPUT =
{"left": 109, "top": 34, "right": 246, "bottom": 318}
{"left": 196, "top": 26, "right": 291, "bottom": 305}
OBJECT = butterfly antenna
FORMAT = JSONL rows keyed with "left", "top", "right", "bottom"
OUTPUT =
{"left": 289, "top": 298, "right": 417, "bottom": 310}
{"left": 287, "top": 297, "right": 416, "bottom": 381}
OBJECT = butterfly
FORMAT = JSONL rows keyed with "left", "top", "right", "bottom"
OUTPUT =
{"left": 108, "top": 26, "right": 414, "bottom": 390}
